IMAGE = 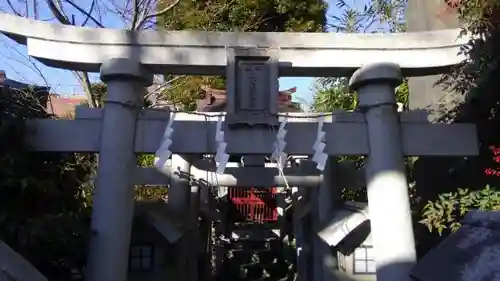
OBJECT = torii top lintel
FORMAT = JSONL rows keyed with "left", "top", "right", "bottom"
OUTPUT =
{"left": 0, "top": 13, "right": 468, "bottom": 77}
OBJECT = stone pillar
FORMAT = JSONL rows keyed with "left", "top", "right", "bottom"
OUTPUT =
{"left": 86, "top": 58, "right": 152, "bottom": 281}
{"left": 349, "top": 63, "right": 417, "bottom": 281}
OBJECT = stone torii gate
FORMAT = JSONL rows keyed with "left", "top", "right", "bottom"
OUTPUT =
{"left": 0, "top": 12, "right": 478, "bottom": 281}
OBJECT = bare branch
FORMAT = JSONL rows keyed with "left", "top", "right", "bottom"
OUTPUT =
{"left": 54, "top": 0, "right": 71, "bottom": 21}
{"left": 130, "top": 0, "right": 141, "bottom": 29}
{"left": 134, "top": 0, "right": 180, "bottom": 30}
{"left": 1, "top": 38, "right": 50, "bottom": 86}
{"left": 72, "top": 71, "right": 98, "bottom": 107}
{"left": 45, "top": 0, "right": 71, "bottom": 24}
{"left": 7, "top": 0, "right": 177, "bottom": 108}
{"left": 81, "top": 0, "right": 96, "bottom": 26}
{"left": 5, "top": 0, "right": 23, "bottom": 16}
{"left": 144, "top": 75, "right": 186, "bottom": 99}
{"left": 81, "top": 72, "right": 98, "bottom": 107}
{"left": 65, "top": 0, "right": 104, "bottom": 27}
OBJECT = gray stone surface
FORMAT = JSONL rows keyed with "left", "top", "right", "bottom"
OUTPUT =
{"left": 24, "top": 112, "right": 479, "bottom": 156}
{"left": 0, "top": 13, "right": 468, "bottom": 76}
{"left": 349, "top": 62, "right": 403, "bottom": 91}
{"left": 0, "top": 240, "right": 47, "bottom": 281}
{"left": 85, "top": 58, "right": 149, "bottom": 281}
{"left": 353, "top": 63, "right": 417, "bottom": 281}
{"left": 100, "top": 58, "right": 153, "bottom": 85}
{"left": 412, "top": 210, "right": 500, "bottom": 281}
{"left": 406, "top": 0, "right": 463, "bottom": 119}
{"left": 225, "top": 47, "right": 279, "bottom": 126}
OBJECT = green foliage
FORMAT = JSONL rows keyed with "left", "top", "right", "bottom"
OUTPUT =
{"left": 0, "top": 86, "right": 93, "bottom": 280}
{"left": 312, "top": 80, "right": 356, "bottom": 112}
{"left": 135, "top": 154, "right": 168, "bottom": 201}
{"left": 91, "top": 82, "right": 107, "bottom": 107}
{"left": 312, "top": 79, "right": 408, "bottom": 112}
{"left": 439, "top": 0, "right": 500, "bottom": 121}
{"left": 162, "top": 76, "right": 225, "bottom": 111}
{"left": 157, "top": 0, "right": 328, "bottom": 110}
{"left": 310, "top": 0, "right": 410, "bottom": 204}
{"left": 419, "top": 0, "right": 500, "bottom": 238}
{"left": 312, "top": 0, "right": 409, "bottom": 113}
{"left": 420, "top": 186, "right": 500, "bottom": 235}
{"left": 160, "top": 0, "right": 326, "bottom": 32}
{"left": 330, "top": 0, "right": 407, "bottom": 33}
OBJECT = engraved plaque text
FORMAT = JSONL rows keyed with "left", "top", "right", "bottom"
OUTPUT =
{"left": 238, "top": 61, "right": 268, "bottom": 112}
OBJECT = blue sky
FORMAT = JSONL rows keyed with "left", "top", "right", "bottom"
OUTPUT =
{"left": 0, "top": 0, "right": 369, "bottom": 106}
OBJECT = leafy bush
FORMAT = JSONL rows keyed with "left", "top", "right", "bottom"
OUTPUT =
{"left": 418, "top": 0, "right": 500, "bottom": 240}
{"left": 420, "top": 144, "right": 500, "bottom": 235}
{"left": 420, "top": 186, "right": 500, "bottom": 235}
{"left": 0, "top": 86, "right": 94, "bottom": 280}
{"left": 135, "top": 154, "right": 168, "bottom": 201}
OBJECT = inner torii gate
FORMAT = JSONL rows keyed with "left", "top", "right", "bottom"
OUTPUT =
{"left": 0, "top": 12, "right": 478, "bottom": 281}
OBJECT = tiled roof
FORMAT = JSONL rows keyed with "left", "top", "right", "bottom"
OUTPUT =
{"left": 46, "top": 95, "right": 87, "bottom": 116}
{"left": 196, "top": 86, "right": 300, "bottom": 112}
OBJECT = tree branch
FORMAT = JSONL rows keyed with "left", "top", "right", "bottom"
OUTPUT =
{"left": 54, "top": 0, "right": 71, "bottom": 21}
{"left": 5, "top": 0, "right": 23, "bottom": 16}
{"left": 45, "top": 0, "right": 71, "bottom": 24}
{"left": 134, "top": 0, "right": 180, "bottom": 30}
{"left": 65, "top": 0, "right": 104, "bottom": 28}
{"left": 130, "top": 0, "right": 141, "bottom": 29}
{"left": 72, "top": 71, "right": 98, "bottom": 108}
{"left": 18, "top": 0, "right": 176, "bottom": 107}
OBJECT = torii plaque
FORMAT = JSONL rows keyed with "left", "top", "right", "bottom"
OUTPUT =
{"left": 225, "top": 47, "right": 279, "bottom": 126}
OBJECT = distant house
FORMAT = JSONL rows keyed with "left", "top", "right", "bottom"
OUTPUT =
{"left": 196, "top": 86, "right": 302, "bottom": 113}
{"left": 46, "top": 94, "right": 87, "bottom": 116}
{"left": 318, "top": 201, "right": 376, "bottom": 281}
